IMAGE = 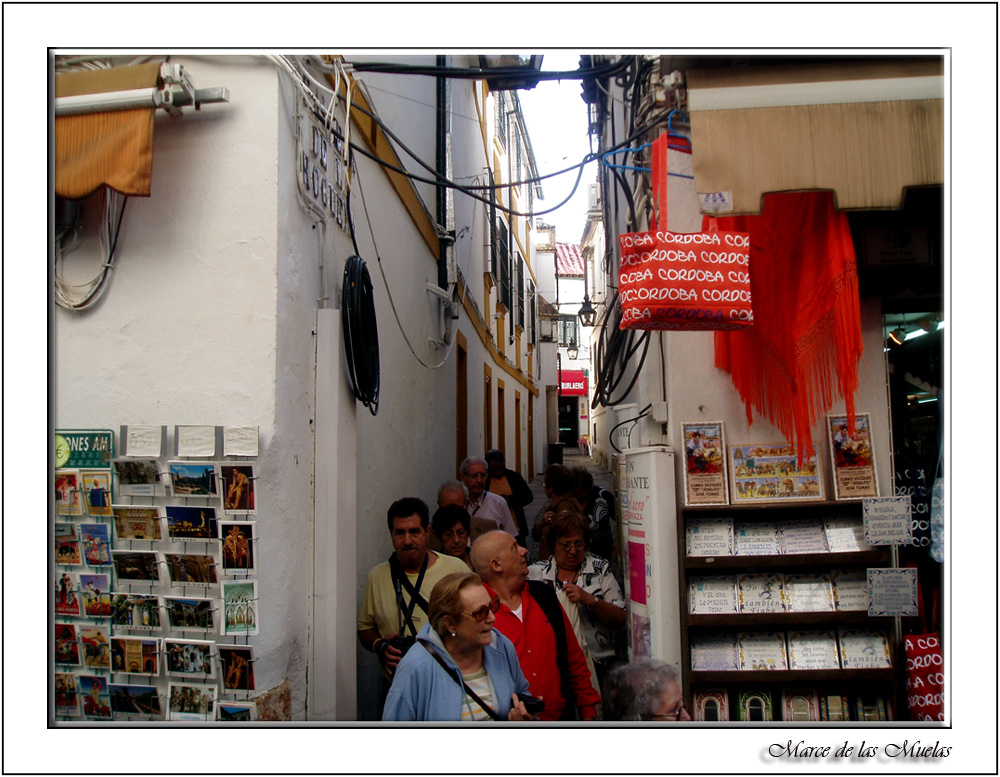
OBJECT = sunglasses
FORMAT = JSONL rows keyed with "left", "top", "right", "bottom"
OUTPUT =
{"left": 463, "top": 596, "right": 501, "bottom": 622}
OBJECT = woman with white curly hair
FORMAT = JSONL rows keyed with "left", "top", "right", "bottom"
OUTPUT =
{"left": 602, "top": 658, "right": 691, "bottom": 721}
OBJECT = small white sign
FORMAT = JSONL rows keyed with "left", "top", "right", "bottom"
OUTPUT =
{"left": 787, "top": 631, "right": 841, "bottom": 670}
{"left": 867, "top": 568, "right": 919, "bottom": 617}
{"left": 784, "top": 574, "right": 835, "bottom": 612}
{"left": 176, "top": 426, "right": 217, "bottom": 457}
{"left": 686, "top": 517, "right": 735, "bottom": 557}
{"left": 224, "top": 426, "right": 260, "bottom": 457}
{"left": 690, "top": 633, "right": 740, "bottom": 672}
{"left": 700, "top": 191, "right": 734, "bottom": 214}
{"left": 126, "top": 425, "right": 163, "bottom": 457}
{"left": 689, "top": 576, "right": 738, "bottom": 614}
{"left": 832, "top": 569, "right": 868, "bottom": 611}
{"left": 863, "top": 496, "right": 913, "bottom": 545}
{"left": 824, "top": 516, "right": 870, "bottom": 553}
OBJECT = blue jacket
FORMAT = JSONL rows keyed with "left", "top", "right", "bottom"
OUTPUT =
{"left": 382, "top": 623, "right": 530, "bottom": 721}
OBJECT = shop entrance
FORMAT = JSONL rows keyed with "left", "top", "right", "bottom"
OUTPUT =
{"left": 558, "top": 397, "right": 579, "bottom": 447}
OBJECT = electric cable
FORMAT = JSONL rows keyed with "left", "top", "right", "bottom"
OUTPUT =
{"left": 341, "top": 254, "right": 380, "bottom": 415}
{"left": 344, "top": 57, "right": 633, "bottom": 83}
{"left": 54, "top": 189, "right": 126, "bottom": 311}
{"left": 608, "top": 403, "right": 653, "bottom": 454}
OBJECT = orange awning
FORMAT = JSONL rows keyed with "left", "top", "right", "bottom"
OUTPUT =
{"left": 54, "top": 62, "right": 163, "bottom": 199}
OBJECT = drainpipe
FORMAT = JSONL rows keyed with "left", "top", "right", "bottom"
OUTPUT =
{"left": 435, "top": 55, "right": 452, "bottom": 289}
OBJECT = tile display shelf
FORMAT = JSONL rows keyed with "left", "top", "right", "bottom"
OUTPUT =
{"left": 679, "top": 500, "right": 899, "bottom": 722}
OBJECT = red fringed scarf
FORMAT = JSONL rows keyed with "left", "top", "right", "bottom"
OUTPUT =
{"left": 705, "top": 191, "right": 862, "bottom": 460}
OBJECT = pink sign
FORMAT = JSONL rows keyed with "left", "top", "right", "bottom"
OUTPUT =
{"left": 628, "top": 541, "right": 646, "bottom": 605}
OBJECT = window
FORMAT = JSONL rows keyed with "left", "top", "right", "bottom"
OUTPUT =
{"left": 528, "top": 281, "right": 536, "bottom": 347}
{"left": 495, "top": 92, "right": 508, "bottom": 150}
{"left": 558, "top": 315, "right": 578, "bottom": 348}
{"left": 515, "top": 254, "right": 524, "bottom": 330}
{"left": 497, "top": 218, "right": 511, "bottom": 311}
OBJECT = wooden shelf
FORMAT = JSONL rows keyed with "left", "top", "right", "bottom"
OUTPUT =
{"left": 686, "top": 611, "right": 892, "bottom": 629}
{"left": 689, "top": 668, "right": 895, "bottom": 685}
{"left": 684, "top": 548, "right": 890, "bottom": 571}
{"left": 683, "top": 500, "right": 862, "bottom": 516}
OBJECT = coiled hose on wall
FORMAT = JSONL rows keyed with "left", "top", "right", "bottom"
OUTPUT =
{"left": 342, "top": 255, "right": 380, "bottom": 415}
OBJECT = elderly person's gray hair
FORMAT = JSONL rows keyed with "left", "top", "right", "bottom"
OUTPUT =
{"left": 602, "top": 658, "right": 680, "bottom": 721}
{"left": 459, "top": 457, "right": 486, "bottom": 476}
{"left": 437, "top": 480, "right": 468, "bottom": 503}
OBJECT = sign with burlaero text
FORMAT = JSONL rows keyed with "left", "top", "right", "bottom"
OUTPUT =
{"left": 559, "top": 369, "right": 588, "bottom": 396}
{"left": 618, "top": 228, "right": 752, "bottom": 331}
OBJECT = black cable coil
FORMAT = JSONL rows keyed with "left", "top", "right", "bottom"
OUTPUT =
{"left": 342, "top": 255, "right": 380, "bottom": 415}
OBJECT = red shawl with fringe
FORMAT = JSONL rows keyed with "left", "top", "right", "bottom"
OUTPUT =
{"left": 704, "top": 191, "right": 861, "bottom": 460}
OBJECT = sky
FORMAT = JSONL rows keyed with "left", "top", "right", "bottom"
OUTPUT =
{"left": 517, "top": 52, "right": 597, "bottom": 246}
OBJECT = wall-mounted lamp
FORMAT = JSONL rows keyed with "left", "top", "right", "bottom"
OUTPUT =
{"left": 578, "top": 297, "right": 597, "bottom": 328}
{"left": 567, "top": 346, "right": 579, "bottom": 360}
{"left": 887, "top": 327, "right": 906, "bottom": 347}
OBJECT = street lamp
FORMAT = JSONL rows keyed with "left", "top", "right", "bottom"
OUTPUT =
{"left": 578, "top": 296, "right": 597, "bottom": 328}
{"left": 567, "top": 345, "right": 579, "bottom": 360}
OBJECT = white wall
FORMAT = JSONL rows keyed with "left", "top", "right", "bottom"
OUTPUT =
{"left": 55, "top": 57, "right": 316, "bottom": 715}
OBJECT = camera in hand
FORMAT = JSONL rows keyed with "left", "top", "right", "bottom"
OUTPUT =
{"left": 516, "top": 692, "right": 545, "bottom": 714}
{"left": 388, "top": 635, "right": 416, "bottom": 655}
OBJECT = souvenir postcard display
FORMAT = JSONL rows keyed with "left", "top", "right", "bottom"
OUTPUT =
{"left": 53, "top": 426, "right": 261, "bottom": 722}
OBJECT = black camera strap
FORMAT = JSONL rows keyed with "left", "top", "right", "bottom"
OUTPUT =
{"left": 389, "top": 552, "right": 429, "bottom": 638}
{"left": 421, "top": 641, "right": 502, "bottom": 721}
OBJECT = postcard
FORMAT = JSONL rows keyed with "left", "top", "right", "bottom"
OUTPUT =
{"left": 112, "top": 550, "right": 161, "bottom": 584}
{"left": 819, "top": 694, "right": 851, "bottom": 721}
{"left": 730, "top": 443, "right": 823, "bottom": 503}
{"left": 782, "top": 689, "right": 821, "bottom": 721}
{"left": 867, "top": 567, "right": 919, "bottom": 617}
{"left": 784, "top": 574, "right": 835, "bottom": 613}
{"left": 112, "top": 505, "right": 163, "bottom": 541}
{"left": 111, "top": 636, "right": 160, "bottom": 675}
{"left": 734, "top": 522, "right": 781, "bottom": 556}
{"left": 839, "top": 628, "right": 892, "bottom": 669}
{"left": 778, "top": 519, "right": 829, "bottom": 555}
{"left": 824, "top": 516, "right": 870, "bottom": 553}
{"left": 55, "top": 572, "right": 82, "bottom": 616}
{"left": 688, "top": 576, "right": 738, "bottom": 615}
{"left": 110, "top": 593, "right": 162, "bottom": 630}
{"left": 164, "top": 638, "right": 216, "bottom": 679}
{"left": 108, "top": 683, "right": 162, "bottom": 718}
{"left": 738, "top": 632, "right": 788, "bottom": 671}
{"left": 55, "top": 523, "right": 82, "bottom": 565}
{"left": 80, "top": 572, "right": 113, "bottom": 617}
{"left": 113, "top": 458, "right": 166, "bottom": 497}
{"left": 787, "top": 631, "right": 841, "bottom": 670}
{"left": 55, "top": 624, "right": 81, "bottom": 666}
{"left": 690, "top": 633, "right": 739, "bottom": 672}
{"left": 222, "top": 580, "right": 259, "bottom": 636}
{"left": 737, "top": 574, "right": 785, "bottom": 614}
{"left": 164, "top": 596, "right": 217, "bottom": 632}
{"left": 220, "top": 521, "right": 256, "bottom": 574}
{"left": 165, "top": 505, "right": 218, "bottom": 541}
{"left": 737, "top": 690, "right": 774, "bottom": 721}
{"left": 855, "top": 695, "right": 891, "bottom": 721}
{"left": 168, "top": 461, "right": 219, "bottom": 498}
{"left": 80, "top": 470, "right": 113, "bottom": 516}
{"left": 123, "top": 425, "right": 164, "bottom": 457}
{"left": 863, "top": 495, "right": 913, "bottom": 545}
{"left": 692, "top": 690, "right": 729, "bottom": 721}
{"left": 220, "top": 464, "right": 256, "bottom": 514}
{"left": 164, "top": 553, "right": 219, "bottom": 586}
{"left": 176, "top": 425, "right": 217, "bottom": 457}
{"left": 832, "top": 569, "right": 869, "bottom": 611}
{"left": 79, "top": 625, "right": 112, "bottom": 670}
{"left": 80, "top": 523, "right": 112, "bottom": 566}
{"left": 682, "top": 422, "right": 729, "bottom": 505}
{"left": 215, "top": 701, "right": 258, "bottom": 721}
{"left": 828, "top": 413, "right": 879, "bottom": 499}
{"left": 224, "top": 426, "right": 259, "bottom": 457}
{"left": 79, "top": 675, "right": 112, "bottom": 720}
{"left": 167, "top": 682, "right": 217, "bottom": 721}
{"left": 218, "top": 645, "right": 255, "bottom": 692}
{"left": 55, "top": 672, "right": 81, "bottom": 717}
{"left": 55, "top": 469, "right": 83, "bottom": 515}
{"left": 685, "top": 516, "right": 734, "bottom": 557}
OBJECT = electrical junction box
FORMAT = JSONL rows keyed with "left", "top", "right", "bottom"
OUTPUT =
{"left": 650, "top": 401, "right": 669, "bottom": 424}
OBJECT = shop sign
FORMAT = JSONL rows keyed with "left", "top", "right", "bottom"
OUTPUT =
{"left": 559, "top": 369, "right": 588, "bottom": 396}
{"left": 55, "top": 429, "right": 114, "bottom": 469}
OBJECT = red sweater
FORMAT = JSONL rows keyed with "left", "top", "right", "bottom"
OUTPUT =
{"left": 484, "top": 581, "right": 601, "bottom": 720}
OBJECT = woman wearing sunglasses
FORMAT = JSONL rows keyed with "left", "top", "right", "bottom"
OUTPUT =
{"left": 383, "top": 572, "right": 537, "bottom": 721}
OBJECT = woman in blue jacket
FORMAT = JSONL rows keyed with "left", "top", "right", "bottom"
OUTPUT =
{"left": 383, "top": 572, "right": 536, "bottom": 721}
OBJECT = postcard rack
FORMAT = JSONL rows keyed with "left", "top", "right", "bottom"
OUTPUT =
{"left": 677, "top": 500, "right": 902, "bottom": 722}
{"left": 54, "top": 426, "right": 261, "bottom": 722}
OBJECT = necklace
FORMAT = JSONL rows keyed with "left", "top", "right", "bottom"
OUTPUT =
{"left": 557, "top": 567, "right": 578, "bottom": 586}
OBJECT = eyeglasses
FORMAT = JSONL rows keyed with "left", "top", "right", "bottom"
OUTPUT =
{"left": 463, "top": 597, "right": 501, "bottom": 622}
{"left": 646, "top": 703, "right": 686, "bottom": 721}
{"left": 556, "top": 540, "right": 585, "bottom": 552}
